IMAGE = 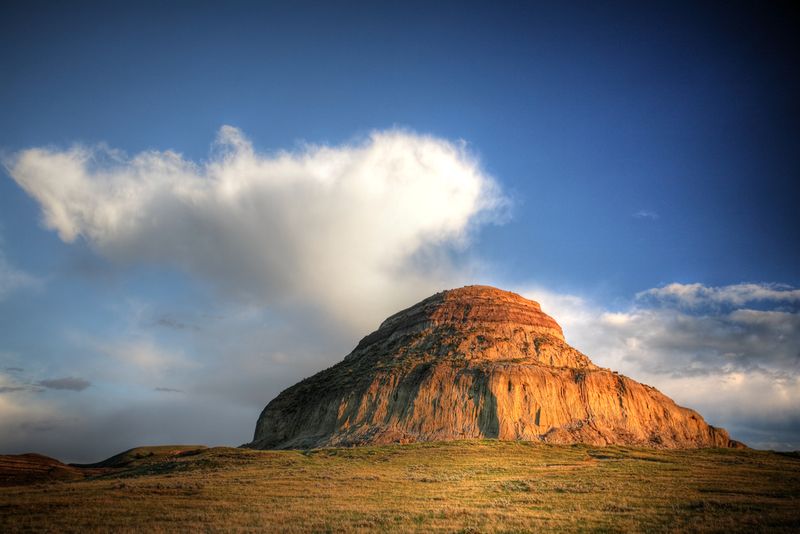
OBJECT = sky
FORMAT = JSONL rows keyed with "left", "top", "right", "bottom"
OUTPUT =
{"left": 1, "top": 1, "right": 798, "bottom": 462}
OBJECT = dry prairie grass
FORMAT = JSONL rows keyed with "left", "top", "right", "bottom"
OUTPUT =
{"left": 1, "top": 440, "right": 798, "bottom": 532}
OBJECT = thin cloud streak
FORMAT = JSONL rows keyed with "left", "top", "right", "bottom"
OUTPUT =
{"left": 632, "top": 209, "right": 659, "bottom": 220}
{"left": 38, "top": 377, "right": 91, "bottom": 391}
{"left": 638, "top": 282, "right": 800, "bottom": 308}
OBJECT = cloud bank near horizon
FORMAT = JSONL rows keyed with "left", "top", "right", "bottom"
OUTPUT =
{"left": 5, "top": 126, "right": 505, "bottom": 332}
{"left": 1, "top": 279, "right": 798, "bottom": 461}
{"left": 525, "top": 282, "right": 800, "bottom": 450}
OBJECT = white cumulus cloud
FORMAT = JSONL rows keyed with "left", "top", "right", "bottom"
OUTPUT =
{"left": 5, "top": 127, "right": 505, "bottom": 331}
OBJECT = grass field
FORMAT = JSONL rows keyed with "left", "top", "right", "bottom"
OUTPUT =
{"left": 1, "top": 441, "right": 798, "bottom": 532}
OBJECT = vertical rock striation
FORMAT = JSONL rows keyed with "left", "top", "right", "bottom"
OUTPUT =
{"left": 247, "top": 286, "right": 741, "bottom": 449}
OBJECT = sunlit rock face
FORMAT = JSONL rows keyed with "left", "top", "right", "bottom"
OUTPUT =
{"left": 248, "top": 286, "right": 741, "bottom": 449}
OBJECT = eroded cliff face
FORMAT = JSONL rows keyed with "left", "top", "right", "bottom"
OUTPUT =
{"left": 248, "top": 286, "right": 740, "bottom": 449}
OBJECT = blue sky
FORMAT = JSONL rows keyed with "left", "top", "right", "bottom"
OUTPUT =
{"left": 1, "top": 1, "right": 798, "bottom": 461}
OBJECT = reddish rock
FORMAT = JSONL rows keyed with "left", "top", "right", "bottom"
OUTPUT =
{"left": 247, "top": 286, "right": 740, "bottom": 449}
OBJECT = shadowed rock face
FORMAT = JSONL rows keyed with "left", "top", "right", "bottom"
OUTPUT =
{"left": 248, "top": 286, "right": 741, "bottom": 449}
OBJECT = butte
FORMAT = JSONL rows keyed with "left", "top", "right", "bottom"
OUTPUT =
{"left": 247, "top": 286, "right": 741, "bottom": 449}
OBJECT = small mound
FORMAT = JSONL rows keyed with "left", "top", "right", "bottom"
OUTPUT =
{"left": 74, "top": 445, "right": 208, "bottom": 468}
{"left": 0, "top": 453, "right": 84, "bottom": 486}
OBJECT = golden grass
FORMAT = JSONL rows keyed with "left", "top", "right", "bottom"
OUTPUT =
{"left": 1, "top": 441, "right": 798, "bottom": 532}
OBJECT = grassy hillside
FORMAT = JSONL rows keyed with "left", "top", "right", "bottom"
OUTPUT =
{"left": 1, "top": 441, "right": 798, "bottom": 532}
{"left": 72, "top": 445, "right": 208, "bottom": 468}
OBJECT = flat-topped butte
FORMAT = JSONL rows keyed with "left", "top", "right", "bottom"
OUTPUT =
{"left": 248, "top": 286, "right": 740, "bottom": 450}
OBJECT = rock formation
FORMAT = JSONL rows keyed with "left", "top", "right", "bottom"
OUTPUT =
{"left": 247, "top": 286, "right": 740, "bottom": 449}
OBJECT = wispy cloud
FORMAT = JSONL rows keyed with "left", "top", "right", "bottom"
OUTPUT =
{"left": 154, "top": 387, "right": 183, "bottom": 393}
{"left": 632, "top": 209, "right": 659, "bottom": 220}
{"left": 0, "top": 385, "right": 30, "bottom": 393}
{"left": 0, "top": 242, "right": 41, "bottom": 300}
{"left": 38, "top": 377, "right": 91, "bottom": 391}
{"left": 638, "top": 282, "right": 800, "bottom": 308}
{"left": 0, "top": 371, "right": 42, "bottom": 394}
{"left": 0, "top": 373, "right": 92, "bottom": 394}
{"left": 92, "top": 338, "right": 191, "bottom": 374}
{"left": 154, "top": 315, "right": 200, "bottom": 331}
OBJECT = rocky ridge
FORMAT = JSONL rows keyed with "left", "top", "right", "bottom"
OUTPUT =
{"left": 248, "top": 286, "right": 740, "bottom": 449}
